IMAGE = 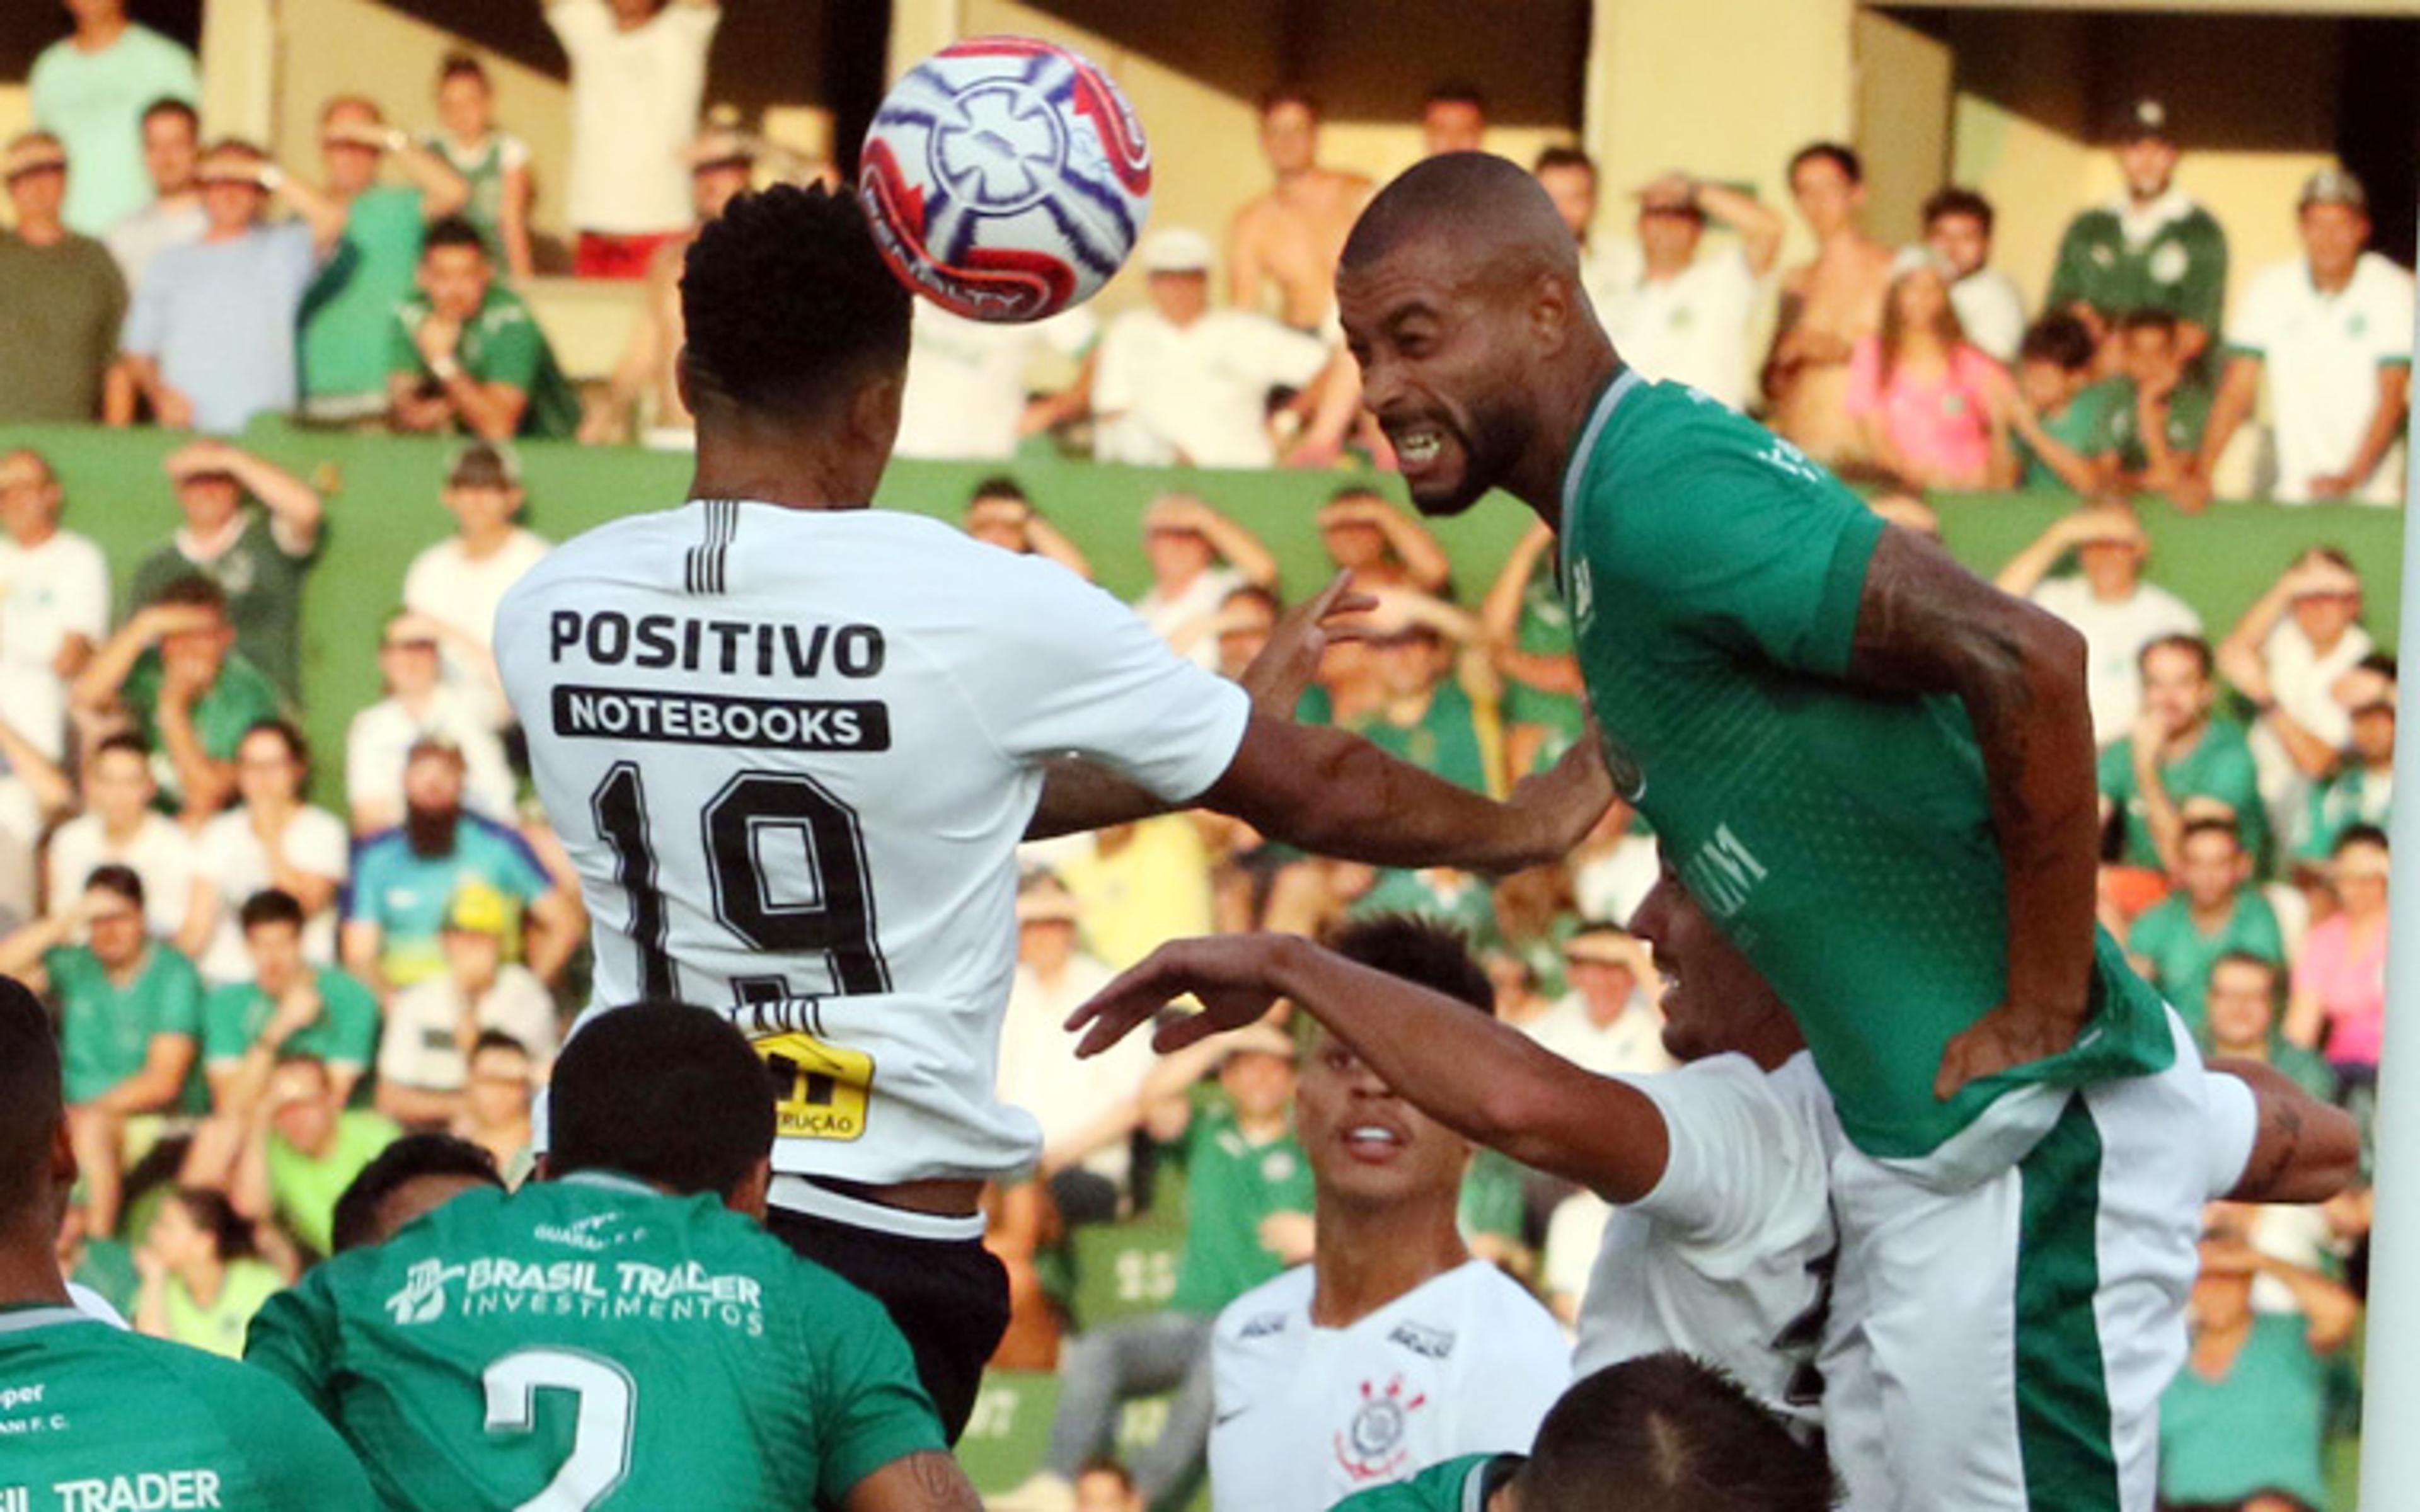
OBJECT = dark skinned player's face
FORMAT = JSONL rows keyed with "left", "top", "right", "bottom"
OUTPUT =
{"left": 1338, "top": 242, "right": 1538, "bottom": 517}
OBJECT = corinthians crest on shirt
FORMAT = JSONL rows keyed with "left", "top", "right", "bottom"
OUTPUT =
{"left": 1335, "top": 1375, "right": 1429, "bottom": 1484}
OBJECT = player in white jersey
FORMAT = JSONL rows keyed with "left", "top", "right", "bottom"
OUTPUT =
{"left": 1073, "top": 865, "right": 2360, "bottom": 1502}
{"left": 493, "top": 185, "right": 1612, "bottom": 1438}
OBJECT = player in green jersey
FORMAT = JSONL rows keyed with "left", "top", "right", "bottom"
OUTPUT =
{"left": 1323, "top": 154, "right": 2246, "bottom": 1509}
{"left": 0, "top": 976, "right": 374, "bottom": 1509}
{"left": 246, "top": 1004, "right": 979, "bottom": 1510}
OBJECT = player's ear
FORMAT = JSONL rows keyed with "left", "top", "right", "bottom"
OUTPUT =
{"left": 1528, "top": 271, "right": 1575, "bottom": 357}
{"left": 50, "top": 1115, "right": 77, "bottom": 1198}
{"left": 850, "top": 366, "right": 906, "bottom": 455}
{"left": 724, "top": 1157, "right": 773, "bottom": 1222}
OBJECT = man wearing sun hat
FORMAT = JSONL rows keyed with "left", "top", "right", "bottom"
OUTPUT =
{"left": 2047, "top": 98, "right": 2230, "bottom": 365}
{"left": 0, "top": 132, "right": 128, "bottom": 424}
{"left": 1092, "top": 224, "right": 1339, "bottom": 467}
{"left": 2194, "top": 166, "right": 2414, "bottom": 507}
{"left": 376, "top": 880, "right": 560, "bottom": 1130}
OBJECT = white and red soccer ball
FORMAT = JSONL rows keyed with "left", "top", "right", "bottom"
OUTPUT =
{"left": 860, "top": 36, "right": 1153, "bottom": 323}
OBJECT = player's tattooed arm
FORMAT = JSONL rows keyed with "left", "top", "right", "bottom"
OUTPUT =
{"left": 844, "top": 1451, "right": 985, "bottom": 1512}
{"left": 1847, "top": 525, "right": 2102, "bottom": 1096}
{"left": 2211, "top": 1057, "right": 2361, "bottom": 1205}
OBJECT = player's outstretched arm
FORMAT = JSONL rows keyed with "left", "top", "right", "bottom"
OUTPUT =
{"left": 2211, "top": 1057, "right": 2362, "bottom": 1206}
{"left": 1070, "top": 933, "right": 1673, "bottom": 1203}
{"left": 844, "top": 1451, "right": 985, "bottom": 1512}
{"left": 1847, "top": 525, "right": 2100, "bottom": 1098}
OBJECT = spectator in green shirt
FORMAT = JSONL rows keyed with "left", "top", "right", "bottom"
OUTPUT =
{"left": 2205, "top": 952, "right": 2336, "bottom": 1105}
{"left": 232, "top": 1053, "right": 399, "bottom": 1263}
{"left": 2044, "top": 98, "right": 2228, "bottom": 367}
{"left": 74, "top": 573, "right": 287, "bottom": 822}
{"left": 132, "top": 1185, "right": 285, "bottom": 1359}
{"left": 2300, "top": 658, "right": 2395, "bottom": 866}
{"left": 389, "top": 216, "right": 582, "bottom": 441}
{"left": 2002, "top": 312, "right": 2119, "bottom": 495}
{"left": 2100, "top": 635, "right": 2266, "bottom": 873}
{"left": 123, "top": 440, "right": 322, "bottom": 701}
{"left": 0, "top": 864, "right": 202, "bottom": 1236}
{"left": 199, "top": 889, "right": 382, "bottom": 1114}
{"left": 1354, "top": 592, "right": 1498, "bottom": 797}
{"left": 2106, "top": 309, "right": 2215, "bottom": 508}
{"left": 2124, "top": 817, "right": 2284, "bottom": 1042}
{"left": 296, "top": 95, "right": 470, "bottom": 422}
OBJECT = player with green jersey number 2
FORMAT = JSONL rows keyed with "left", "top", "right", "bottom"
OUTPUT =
{"left": 0, "top": 977, "right": 373, "bottom": 1509}
{"left": 246, "top": 1003, "right": 979, "bottom": 1511}
{"left": 1329, "top": 152, "right": 2232, "bottom": 1511}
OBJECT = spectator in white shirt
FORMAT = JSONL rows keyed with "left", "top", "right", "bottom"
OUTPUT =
{"left": 345, "top": 612, "right": 519, "bottom": 834}
{"left": 192, "top": 720, "right": 349, "bottom": 986}
{"left": 1995, "top": 505, "right": 2203, "bottom": 747}
{"left": 2218, "top": 547, "right": 2376, "bottom": 842}
{"left": 376, "top": 881, "right": 558, "bottom": 1129}
{"left": 399, "top": 442, "right": 550, "bottom": 724}
{"left": 2196, "top": 168, "right": 2414, "bottom": 507}
{"left": 544, "top": 0, "right": 722, "bottom": 278}
{"left": 1533, "top": 146, "right": 1634, "bottom": 320}
{"left": 1523, "top": 924, "right": 1674, "bottom": 1079}
{"left": 995, "top": 874, "right": 1145, "bottom": 1221}
{"left": 47, "top": 732, "right": 207, "bottom": 954}
{"left": 0, "top": 448, "right": 110, "bottom": 760}
{"left": 1922, "top": 187, "right": 2026, "bottom": 365}
{"left": 896, "top": 299, "right": 1097, "bottom": 462}
{"left": 1205, "top": 918, "right": 1567, "bottom": 1512}
{"left": 103, "top": 98, "right": 204, "bottom": 293}
{"left": 1593, "top": 173, "right": 1783, "bottom": 411}
{"left": 1129, "top": 493, "right": 1279, "bottom": 667}
{"left": 1091, "top": 227, "right": 1336, "bottom": 468}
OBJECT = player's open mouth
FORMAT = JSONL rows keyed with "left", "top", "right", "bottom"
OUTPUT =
{"left": 1343, "top": 1123, "right": 1406, "bottom": 1160}
{"left": 1392, "top": 428, "right": 1446, "bottom": 470}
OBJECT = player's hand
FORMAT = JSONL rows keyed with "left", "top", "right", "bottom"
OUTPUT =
{"left": 1932, "top": 997, "right": 2088, "bottom": 1100}
{"left": 1501, "top": 731, "right": 1614, "bottom": 871}
{"left": 1237, "top": 570, "right": 1375, "bottom": 721}
{"left": 1066, "top": 934, "right": 1291, "bottom": 1058}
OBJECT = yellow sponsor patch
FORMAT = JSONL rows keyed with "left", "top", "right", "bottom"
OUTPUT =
{"left": 755, "top": 1031, "right": 873, "bottom": 1142}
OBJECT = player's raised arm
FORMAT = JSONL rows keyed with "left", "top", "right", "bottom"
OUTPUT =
{"left": 1845, "top": 524, "right": 2101, "bottom": 1097}
{"left": 1070, "top": 931, "right": 1671, "bottom": 1202}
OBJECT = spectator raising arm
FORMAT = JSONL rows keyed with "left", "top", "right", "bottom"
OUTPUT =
{"left": 175, "top": 440, "right": 324, "bottom": 555}
{"left": 1670, "top": 174, "right": 1788, "bottom": 277}
{"left": 1156, "top": 495, "right": 1279, "bottom": 590}
{"left": 1480, "top": 523, "right": 1585, "bottom": 699}
{"left": 1993, "top": 508, "right": 2109, "bottom": 599}
{"left": 2216, "top": 553, "right": 2364, "bottom": 781}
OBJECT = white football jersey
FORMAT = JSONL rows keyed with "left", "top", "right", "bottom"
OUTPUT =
{"left": 495, "top": 501, "right": 1251, "bottom": 1189}
{"left": 1209, "top": 1260, "right": 1569, "bottom": 1512}
{"left": 1574, "top": 1051, "right": 1841, "bottom": 1434}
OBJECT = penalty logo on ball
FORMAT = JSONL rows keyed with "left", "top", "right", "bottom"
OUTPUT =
{"left": 861, "top": 36, "right": 1153, "bottom": 324}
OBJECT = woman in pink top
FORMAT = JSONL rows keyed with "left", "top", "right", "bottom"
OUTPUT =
{"left": 2287, "top": 825, "right": 2390, "bottom": 1080}
{"left": 1845, "top": 263, "right": 2012, "bottom": 490}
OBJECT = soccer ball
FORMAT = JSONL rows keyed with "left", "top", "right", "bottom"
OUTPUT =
{"left": 859, "top": 35, "right": 1152, "bottom": 323}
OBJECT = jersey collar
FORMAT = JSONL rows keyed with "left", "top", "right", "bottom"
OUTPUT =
{"left": 1555, "top": 366, "right": 1644, "bottom": 595}
{"left": 2110, "top": 185, "right": 2195, "bottom": 246}
{"left": 0, "top": 1303, "right": 89, "bottom": 1334}
{"left": 558, "top": 1170, "right": 661, "bottom": 1198}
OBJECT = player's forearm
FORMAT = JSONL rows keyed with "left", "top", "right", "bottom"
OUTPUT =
{"left": 844, "top": 1451, "right": 984, "bottom": 1512}
{"left": 2211, "top": 1058, "right": 2361, "bottom": 1205}
{"left": 1968, "top": 618, "right": 2101, "bottom": 1021}
{"left": 1025, "top": 757, "right": 1172, "bottom": 840}
{"left": 1265, "top": 934, "right": 1669, "bottom": 1200}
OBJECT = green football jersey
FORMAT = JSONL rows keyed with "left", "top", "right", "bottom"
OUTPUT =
{"left": 0, "top": 1300, "right": 372, "bottom": 1508}
{"left": 2098, "top": 718, "right": 2267, "bottom": 869}
{"left": 245, "top": 1172, "right": 944, "bottom": 1509}
{"left": 1557, "top": 373, "right": 2175, "bottom": 1160}
{"left": 1334, "top": 1452, "right": 1521, "bottom": 1511}
{"left": 2125, "top": 890, "right": 2284, "bottom": 1043}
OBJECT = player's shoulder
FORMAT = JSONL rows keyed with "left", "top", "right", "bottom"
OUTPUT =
{"left": 1426, "top": 1260, "right": 1566, "bottom": 1362}
{"left": 94, "top": 1320, "right": 326, "bottom": 1427}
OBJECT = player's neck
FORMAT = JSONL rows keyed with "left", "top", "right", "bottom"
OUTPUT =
{"left": 689, "top": 423, "right": 882, "bottom": 515}
{"left": 0, "top": 1225, "right": 72, "bottom": 1310}
{"left": 1511, "top": 346, "right": 1622, "bottom": 524}
{"left": 1307, "top": 1196, "right": 1467, "bottom": 1329}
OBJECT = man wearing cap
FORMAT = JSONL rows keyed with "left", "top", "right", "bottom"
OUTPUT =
{"left": 117, "top": 139, "right": 347, "bottom": 434}
{"left": 581, "top": 120, "right": 759, "bottom": 445}
{"left": 1594, "top": 171, "right": 1783, "bottom": 412}
{"left": 1128, "top": 491, "right": 1281, "bottom": 667}
{"left": 0, "top": 132, "right": 127, "bottom": 424}
{"left": 1996, "top": 504, "right": 2203, "bottom": 747}
{"left": 1092, "top": 226, "right": 1341, "bottom": 468}
{"left": 401, "top": 443, "right": 553, "bottom": 723}
{"left": 2046, "top": 99, "right": 2230, "bottom": 366}
{"left": 389, "top": 215, "right": 580, "bottom": 440}
{"left": 2192, "top": 168, "right": 2414, "bottom": 508}
{"left": 29, "top": 0, "right": 198, "bottom": 236}
{"left": 1523, "top": 923, "right": 1674, "bottom": 1080}
{"left": 125, "top": 438, "right": 322, "bottom": 701}
{"left": 376, "top": 883, "right": 559, "bottom": 1130}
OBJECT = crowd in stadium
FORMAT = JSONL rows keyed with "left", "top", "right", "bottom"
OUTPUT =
{"left": 0, "top": 0, "right": 2409, "bottom": 1509}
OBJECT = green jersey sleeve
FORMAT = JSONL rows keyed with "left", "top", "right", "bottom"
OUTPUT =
{"left": 475, "top": 307, "right": 545, "bottom": 392}
{"left": 805, "top": 1275, "right": 950, "bottom": 1502}
{"left": 1603, "top": 432, "right": 1884, "bottom": 680}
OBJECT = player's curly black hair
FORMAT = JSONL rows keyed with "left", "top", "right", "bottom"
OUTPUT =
{"left": 679, "top": 182, "right": 912, "bottom": 420}
{"left": 1327, "top": 914, "right": 1495, "bottom": 1016}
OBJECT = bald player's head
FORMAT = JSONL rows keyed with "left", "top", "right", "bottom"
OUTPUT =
{"left": 1337, "top": 153, "right": 1613, "bottom": 517}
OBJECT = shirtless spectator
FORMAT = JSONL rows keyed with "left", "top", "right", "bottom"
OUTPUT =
{"left": 960, "top": 476, "right": 1092, "bottom": 580}
{"left": 544, "top": 0, "right": 722, "bottom": 280}
{"left": 2046, "top": 99, "right": 2227, "bottom": 367}
{"left": 579, "top": 121, "right": 755, "bottom": 446}
{"left": 1763, "top": 142, "right": 1894, "bottom": 463}
{"left": 1420, "top": 81, "right": 1488, "bottom": 157}
{"left": 1228, "top": 89, "right": 1371, "bottom": 333}
{"left": 1595, "top": 171, "right": 1783, "bottom": 410}
{"left": 1923, "top": 187, "right": 2026, "bottom": 364}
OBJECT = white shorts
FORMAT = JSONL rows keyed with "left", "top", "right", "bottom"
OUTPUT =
{"left": 1821, "top": 1011, "right": 2252, "bottom": 1511}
